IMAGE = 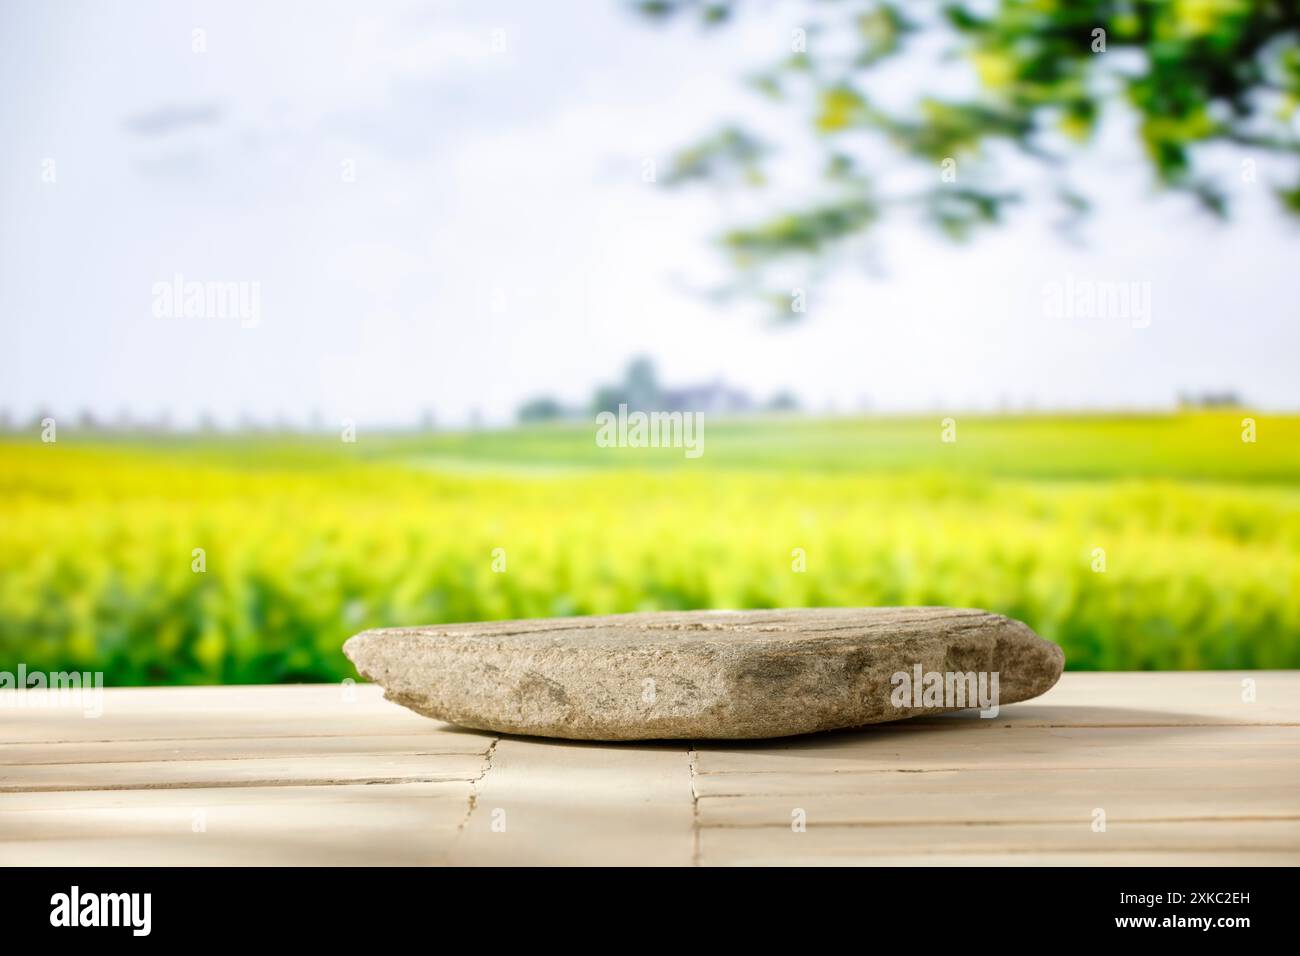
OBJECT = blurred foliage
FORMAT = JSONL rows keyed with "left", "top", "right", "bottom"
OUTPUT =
{"left": 517, "top": 396, "right": 567, "bottom": 423}
{"left": 1, "top": 412, "right": 1298, "bottom": 685}
{"left": 633, "top": 0, "right": 1300, "bottom": 311}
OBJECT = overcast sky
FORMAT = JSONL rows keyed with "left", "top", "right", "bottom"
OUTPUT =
{"left": 2, "top": 0, "right": 1297, "bottom": 427}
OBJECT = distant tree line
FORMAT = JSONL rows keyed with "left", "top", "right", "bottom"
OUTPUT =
{"left": 517, "top": 357, "right": 802, "bottom": 423}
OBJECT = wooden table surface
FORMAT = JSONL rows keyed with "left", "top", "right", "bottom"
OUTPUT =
{"left": 2, "top": 672, "right": 1297, "bottom": 866}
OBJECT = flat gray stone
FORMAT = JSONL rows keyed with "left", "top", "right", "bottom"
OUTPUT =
{"left": 343, "top": 608, "right": 1065, "bottom": 740}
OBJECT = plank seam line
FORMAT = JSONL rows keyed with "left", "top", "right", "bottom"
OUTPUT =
{"left": 687, "top": 743, "right": 700, "bottom": 867}
{"left": 694, "top": 764, "right": 1297, "bottom": 775}
{"left": 699, "top": 847, "right": 1300, "bottom": 857}
{"left": 0, "top": 776, "right": 480, "bottom": 794}
{"left": 699, "top": 791, "right": 1296, "bottom": 800}
{"left": 456, "top": 737, "right": 500, "bottom": 835}
{"left": 700, "top": 814, "right": 1300, "bottom": 829}
{"left": 0, "top": 751, "right": 488, "bottom": 768}
{"left": 0, "top": 732, "right": 479, "bottom": 746}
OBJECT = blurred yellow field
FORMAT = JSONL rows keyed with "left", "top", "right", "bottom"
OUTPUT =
{"left": 2, "top": 412, "right": 1298, "bottom": 684}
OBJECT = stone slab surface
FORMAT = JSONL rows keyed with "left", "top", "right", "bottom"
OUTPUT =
{"left": 343, "top": 607, "right": 1064, "bottom": 740}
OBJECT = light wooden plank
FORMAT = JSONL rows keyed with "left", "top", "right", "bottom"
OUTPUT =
{"left": 762, "top": 853, "right": 1294, "bottom": 865}
{"left": 694, "top": 763, "right": 1300, "bottom": 798}
{"left": 0, "top": 673, "right": 1296, "bottom": 865}
{"left": 0, "top": 753, "right": 487, "bottom": 792}
{"left": 0, "top": 780, "right": 472, "bottom": 811}
{"left": 0, "top": 833, "right": 465, "bottom": 866}
{"left": 0, "top": 785, "right": 471, "bottom": 839}
{"left": 699, "top": 819, "right": 1300, "bottom": 866}
{"left": 702, "top": 785, "right": 1300, "bottom": 832}
{"left": 694, "top": 725, "right": 1300, "bottom": 774}
{"left": 0, "top": 733, "right": 492, "bottom": 766}
{"left": 0, "top": 683, "right": 441, "bottom": 743}
{"left": 447, "top": 738, "right": 695, "bottom": 866}
{"left": 839, "top": 853, "right": 1296, "bottom": 865}
{"left": 923, "top": 671, "right": 1300, "bottom": 727}
{"left": 0, "top": 782, "right": 472, "bottom": 865}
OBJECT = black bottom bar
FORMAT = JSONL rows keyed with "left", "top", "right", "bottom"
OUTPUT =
{"left": 0, "top": 865, "right": 1288, "bottom": 941}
